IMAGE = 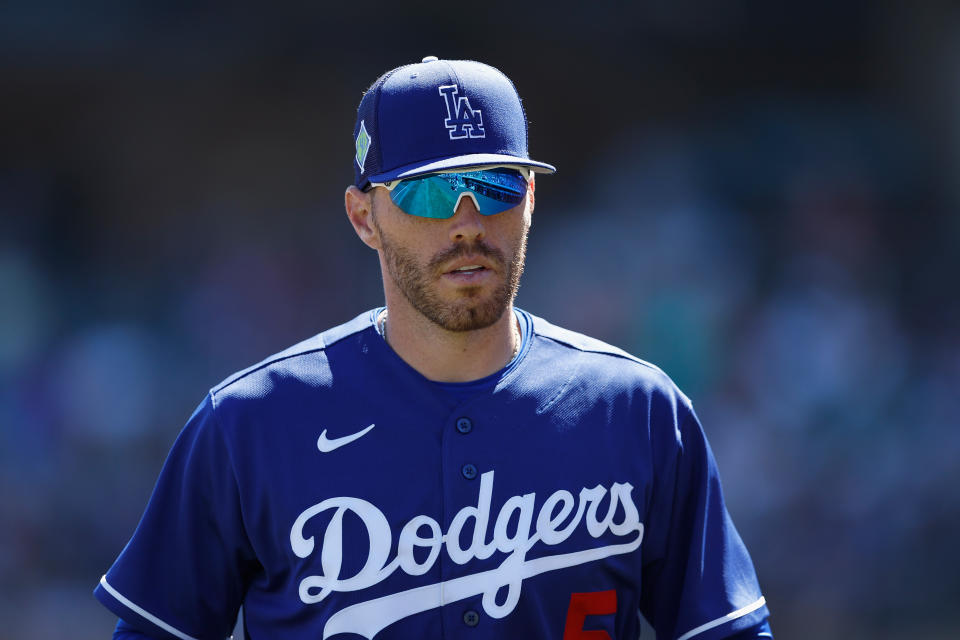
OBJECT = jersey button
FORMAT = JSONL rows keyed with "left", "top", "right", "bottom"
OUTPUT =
{"left": 456, "top": 417, "right": 473, "bottom": 434}
{"left": 463, "top": 609, "right": 480, "bottom": 627}
{"left": 461, "top": 463, "right": 478, "bottom": 480}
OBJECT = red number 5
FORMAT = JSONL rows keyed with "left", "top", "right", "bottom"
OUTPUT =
{"left": 563, "top": 590, "right": 617, "bottom": 640}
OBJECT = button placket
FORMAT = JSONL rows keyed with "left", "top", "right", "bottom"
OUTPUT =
{"left": 441, "top": 406, "right": 487, "bottom": 634}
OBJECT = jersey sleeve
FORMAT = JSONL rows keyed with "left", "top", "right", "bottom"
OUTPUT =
{"left": 639, "top": 396, "right": 771, "bottom": 640}
{"left": 113, "top": 618, "right": 161, "bottom": 639}
{"left": 94, "top": 393, "right": 258, "bottom": 640}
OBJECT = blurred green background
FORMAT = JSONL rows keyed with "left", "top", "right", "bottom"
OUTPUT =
{"left": 1, "top": 2, "right": 958, "bottom": 638}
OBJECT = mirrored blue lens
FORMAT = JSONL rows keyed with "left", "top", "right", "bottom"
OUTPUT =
{"left": 389, "top": 168, "right": 528, "bottom": 219}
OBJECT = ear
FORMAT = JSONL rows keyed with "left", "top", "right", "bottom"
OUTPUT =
{"left": 345, "top": 186, "right": 380, "bottom": 250}
{"left": 527, "top": 174, "right": 536, "bottom": 214}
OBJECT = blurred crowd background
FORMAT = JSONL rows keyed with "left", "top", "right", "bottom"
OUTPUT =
{"left": 1, "top": 2, "right": 958, "bottom": 639}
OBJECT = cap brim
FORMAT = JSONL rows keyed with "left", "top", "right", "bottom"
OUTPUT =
{"left": 368, "top": 153, "right": 556, "bottom": 184}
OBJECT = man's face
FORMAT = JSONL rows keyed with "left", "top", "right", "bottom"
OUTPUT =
{"left": 369, "top": 183, "right": 532, "bottom": 332}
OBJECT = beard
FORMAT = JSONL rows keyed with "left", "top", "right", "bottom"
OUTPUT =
{"left": 371, "top": 211, "right": 527, "bottom": 332}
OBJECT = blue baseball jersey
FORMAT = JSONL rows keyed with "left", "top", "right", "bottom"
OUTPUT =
{"left": 95, "top": 308, "right": 771, "bottom": 640}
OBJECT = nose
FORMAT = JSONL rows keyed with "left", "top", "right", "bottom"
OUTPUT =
{"left": 449, "top": 193, "right": 486, "bottom": 243}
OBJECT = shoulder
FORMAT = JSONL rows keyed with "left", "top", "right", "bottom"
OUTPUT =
{"left": 521, "top": 310, "right": 693, "bottom": 410}
{"left": 527, "top": 312, "right": 683, "bottom": 388}
{"left": 530, "top": 312, "right": 651, "bottom": 365}
{"left": 208, "top": 309, "right": 379, "bottom": 408}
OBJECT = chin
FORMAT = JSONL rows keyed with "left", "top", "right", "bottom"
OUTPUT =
{"left": 424, "top": 290, "right": 512, "bottom": 333}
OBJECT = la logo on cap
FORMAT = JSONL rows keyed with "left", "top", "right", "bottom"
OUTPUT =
{"left": 438, "top": 85, "right": 485, "bottom": 140}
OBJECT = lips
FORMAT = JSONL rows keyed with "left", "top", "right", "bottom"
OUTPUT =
{"left": 450, "top": 264, "right": 485, "bottom": 274}
{"left": 439, "top": 256, "right": 497, "bottom": 286}
{"left": 442, "top": 257, "right": 495, "bottom": 275}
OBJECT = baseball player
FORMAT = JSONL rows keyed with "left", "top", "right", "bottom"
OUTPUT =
{"left": 95, "top": 57, "right": 772, "bottom": 640}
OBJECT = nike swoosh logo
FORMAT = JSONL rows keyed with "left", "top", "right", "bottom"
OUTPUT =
{"left": 317, "top": 424, "right": 376, "bottom": 453}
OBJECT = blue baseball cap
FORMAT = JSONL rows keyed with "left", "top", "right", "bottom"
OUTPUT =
{"left": 353, "top": 56, "right": 556, "bottom": 190}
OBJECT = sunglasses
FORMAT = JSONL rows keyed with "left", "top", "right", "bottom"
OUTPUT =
{"left": 369, "top": 167, "right": 529, "bottom": 219}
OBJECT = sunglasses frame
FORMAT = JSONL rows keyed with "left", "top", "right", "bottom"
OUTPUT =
{"left": 367, "top": 166, "right": 532, "bottom": 219}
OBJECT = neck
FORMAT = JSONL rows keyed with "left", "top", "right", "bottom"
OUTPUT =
{"left": 379, "top": 302, "right": 520, "bottom": 383}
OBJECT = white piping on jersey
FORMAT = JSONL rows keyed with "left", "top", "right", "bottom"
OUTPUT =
{"left": 290, "top": 470, "right": 644, "bottom": 639}
{"left": 675, "top": 595, "right": 767, "bottom": 640}
{"left": 99, "top": 575, "right": 199, "bottom": 640}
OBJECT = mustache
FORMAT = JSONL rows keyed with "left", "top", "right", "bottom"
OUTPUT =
{"left": 429, "top": 241, "right": 504, "bottom": 270}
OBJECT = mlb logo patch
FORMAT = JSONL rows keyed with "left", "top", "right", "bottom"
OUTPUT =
{"left": 438, "top": 85, "right": 485, "bottom": 139}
